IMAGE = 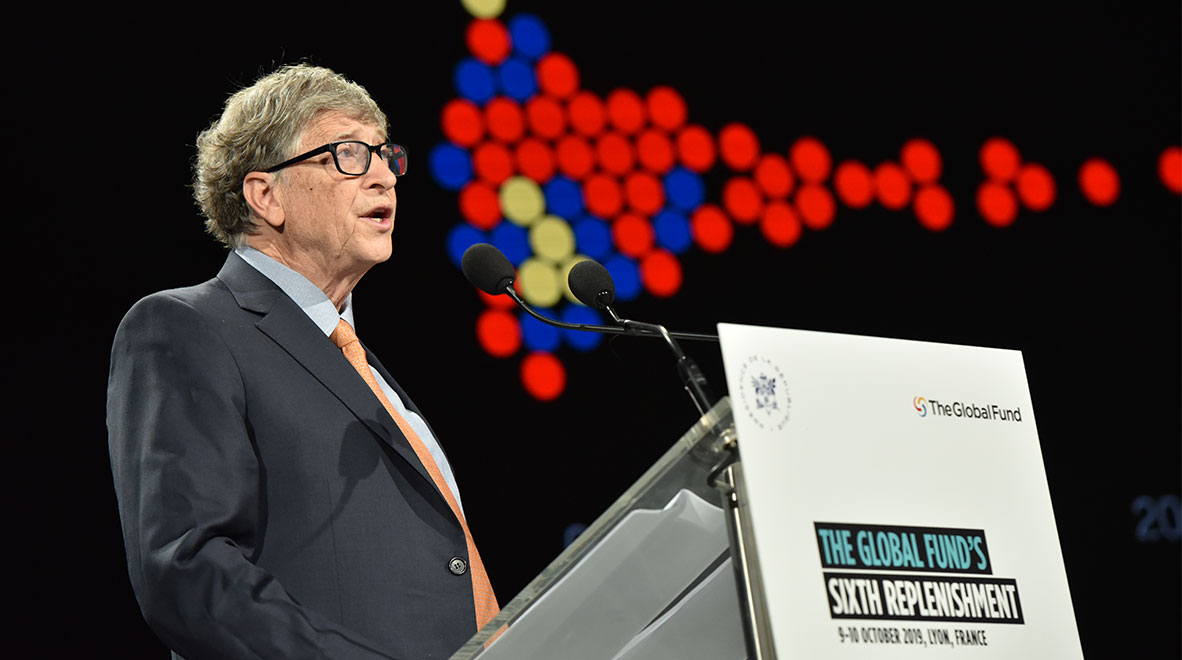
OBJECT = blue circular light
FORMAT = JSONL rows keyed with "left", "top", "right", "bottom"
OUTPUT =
{"left": 572, "top": 215, "right": 612, "bottom": 259}
{"left": 605, "top": 254, "right": 642, "bottom": 302}
{"left": 446, "top": 224, "right": 487, "bottom": 267}
{"left": 561, "top": 305, "right": 604, "bottom": 351}
{"left": 509, "top": 14, "right": 551, "bottom": 59}
{"left": 520, "top": 310, "right": 561, "bottom": 351}
{"left": 498, "top": 57, "right": 538, "bottom": 102}
{"left": 664, "top": 166, "right": 706, "bottom": 211}
{"left": 543, "top": 175, "right": 584, "bottom": 219}
{"left": 455, "top": 58, "right": 496, "bottom": 104}
{"left": 654, "top": 209, "right": 692, "bottom": 254}
{"left": 429, "top": 142, "right": 473, "bottom": 191}
{"left": 491, "top": 221, "right": 530, "bottom": 266}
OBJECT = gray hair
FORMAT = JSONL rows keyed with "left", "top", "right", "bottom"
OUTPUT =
{"left": 193, "top": 64, "right": 389, "bottom": 247}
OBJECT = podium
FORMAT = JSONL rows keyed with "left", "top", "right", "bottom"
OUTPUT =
{"left": 449, "top": 397, "right": 773, "bottom": 660}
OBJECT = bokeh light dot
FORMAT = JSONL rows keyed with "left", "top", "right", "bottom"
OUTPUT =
{"left": 760, "top": 201, "right": 802, "bottom": 248}
{"left": 519, "top": 311, "right": 561, "bottom": 352}
{"left": 459, "top": 181, "right": 502, "bottom": 229}
{"left": 518, "top": 258, "right": 563, "bottom": 307}
{"left": 640, "top": 250, "right": 682, "bottom": 297}
{"left": 542, "top": 175, "right": 583, "bottom": 218}
{"left": 535, "top": 52, "right": 579, "bottom": 98}
{"left": 485, "top": 97, "right": 526, "bottom": 143}
{"left": 556, "top": 135, "right": 595, "bottom": 180}
{"left": 722, "top": 176, "right": 764, "bottom": 225}
{"left": 980, "top": 138, "right": 1021, "bottom": 182}
{"left": 560, "top": 305, "right": 604, "bottom": 351}
{"left": 646, "top": 86, "right": 687, "bottom": 131}
{"left": 491, "top": 220, "right": 530, "bottom": 265}
{"left": 606, "top": 88, "right": 647, "bottom": 134}
{"left": 1015, "top": 163, "right": 1056, "bottom": 211}
{"left": 613, "top": 213, "right": 655, "bottom": 257}
{"left": 478, "top": 286, "right": 517, "bottom": 310}
{"left": 525, "top": 96, "right": 566, "bottom": 140}
{"left": 521, "top": 352, "right": 565, "bottom": 401}
{"left": 497, "top": 57, "right": 538, "bottom": 102}
{"left": 530, "top": 215, "right": 576, "bottom": 262}
{"left": 901, "top": 138, "right": 942, "bottom": 183}
{"left": 754, "top": 153, "right": 794, "bottom": 198}
{"left": 1159, "top": 146, "right": 1182, "bottom": 194}
{"left": 507, "top": 13, "right": 550, "bottom": 59}
{"left": 1079, "top": 158, "right": 1120, "bottom": 206}
{"left": 476, "top": 309, "right": 520, "bottom": 357}
{"left": 472, "top": 141, "right": 514, "bottom": 184}
{"left": 676, "top": 125, "right": 717, "bottom": 172}
{"left": 663, "top": 167, "right": 706, "bottom": 211}
{"left": 718, "top": 123, "right": 760, "bottom": 171}
{"left": 461, "top": 0, "right": 506, "bottom": 19}
{"left": 654, "top": 209, "right": 692, "bottom": 254}
{"left": 874, "top": 162, "right": 912, "bottom": 210}
{"left": 428, "top": 142, "right": 473, "bottom": 192}
{"left": 584, "top": 174, "right": 624, "bottom": 218}
{"left": 795, "top": 185, "right": 836, "bottom": 230}
{"left": 499, "top": 176, "right": 545, "bottom": 225}
{"left": 514, "top": 138, "right": 555, "bottom": 183}
{"left": 605, "top": 254, "right": 642, "bottom": 301}
{"left": 636, "top": 129, "right": 676, "bottom": 173}
{"left": 977, "top": 181, "right": 1018, "bottom": 227}
{"left": 567, "top": 91, "right": 607, "bottom": 136}
{"left": 691, "top": 204, "right": 733, "bottom": 253}
{"left": 454, "top": 58, "right": 497, "bottom": 105}
{"left": 913, "top": 184, "right": 955, "bottom": 231}
{"left": 625, "top": 171, "right": 665, "bottom": 215}
{"left": 790, "top": 137, "right": 832, "bottom": 183}
{"left": 595, "top": 132, "right": 635, "bottom": 175}
{"left": 834, "top": 160, "right": 874, "bottom": 208}
{"left": 441, "top": 99, "right": 485, "bottom": 147}
{"left": 572, "top": 216, "right": 612, "bottom": 259}
{"left": 467, "top": 19, "right": 511, "bottom": 65}
{"left": 446, "top": 224, "right": 487, "bottom": 267}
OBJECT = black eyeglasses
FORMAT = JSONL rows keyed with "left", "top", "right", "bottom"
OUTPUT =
{"left": 264, "top": 141, "right": 408, "bottom": 176}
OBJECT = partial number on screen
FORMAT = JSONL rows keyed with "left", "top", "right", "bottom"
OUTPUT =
{"left": 1132, "top": 494, "right": 1180, "bottom": 542}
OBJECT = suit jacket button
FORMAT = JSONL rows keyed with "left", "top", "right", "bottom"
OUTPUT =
{"left": 448, "top": 557, "right": 468, "bottom": 575}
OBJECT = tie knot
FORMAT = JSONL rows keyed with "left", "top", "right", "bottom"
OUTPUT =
{"left": 330, "top": 318, "right": 359, "bottom": 349}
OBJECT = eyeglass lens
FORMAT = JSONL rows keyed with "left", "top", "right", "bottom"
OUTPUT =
{"left": 334, "top": 142, "right": 407, "bottom": 176}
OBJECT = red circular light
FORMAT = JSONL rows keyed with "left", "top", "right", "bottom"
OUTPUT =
{"left": 595, "top": 132, "right": 635, "bottom": 175}
{"left": 977, "top": 181, "right": 1018, "bottom": 227}
{"left": 606, "top": 88, "right": 646, "bottom": 134}
{"left": 536, "top": 53, "right": 579, "bottom": 98}
{"left": 646, "top": 86, "right": 687, "bottom": 131}
{"left": 478, "top": 287, "right": 516, "bottom": 310}
{"left": 515, "top": 139, "right": 555, "bottom": 183}
{"left": 901, "top": 138, "right": 942, "bottom": 184}
{"left": 913, "top": 184, "right": 954, "bottom": 231}
{"left": 1159, "top": 146, "right": 1182, "bottom": 194}
{"left": 980, "top": 137, "right": 1020, "bottom": 182}
{"left": 795, "top": 185, "right": 835, "bottom": 230}
{"left": 612, "top": 212, "right": 654, "bottom": 257}
{"left": 459, "top": 182, "right": 501, "bottom": 229}
{"left": 466, "top": 19, "right": 511, "bottom": 65}
{"left": 567, "top": 91, "right": 606, "bottom": 136}
{"left": 476, "top": 309, "right": 520, "bottom": 357}
{"left": 556, "top": 135, "right": 595, "bottom": 180}
{"left": 760, "top": 201, "right": 802, "bottom": 247}
{"left": 525, "top": 96, "right": 566, "bottom": 140}
{"left": 636, "top": 129, "right": 675, "bottom": 174}
{"left": 472, "top": 141, "right": 514, "bottom": 184}
{"left": 1015, "top": 163, "right": 1055, "bottom": 211}
{"left": 485, "top": 97, "right": 525, "bottom": 143}
{"left": 718, "top": 123, "right": 760, "bottom": 171}
{"left": 1079, "top": 158, "right": 1119, "bottom": 206}
{"left": 754, "top": 153, "right": 794, "bottom": 199}
{"left": 790, "top": 137, "right": 832, "bottom": 183}
{"left": 874, "top": 162, "right": 912, "bottom": 210}
{"left": 834, "top": 160, "right": 874, "bottom": 208}
{"left": 722, "top": 177, "right": 764, "bottom": 225}
{"left": 441, "top": 99, "right": 485, "bottom": 147}
{"left": 691, "top": 204, "right": 733, "bottom": 253}
{"left": 625, "top": 171, "right": 665, "bottom": 215}
{"left": 676, "top": 125, "right": 717, "bottom": 172}
{"left": 521, "top": 352, "right": 565, "bottom": 401}
{"left": 584, "top": 174, "right": 624, "bottom": 218}
{"left": 640, "top": 249, "right": 682, "bottom": 297}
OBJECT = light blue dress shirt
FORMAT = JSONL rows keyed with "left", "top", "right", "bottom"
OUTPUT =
{"left": 235, "top": 246, "right": 464, "bottom": 512}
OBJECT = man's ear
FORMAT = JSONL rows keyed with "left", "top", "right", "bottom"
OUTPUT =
{"left": 243, "top": 172, "right": 285, "bottom": 229}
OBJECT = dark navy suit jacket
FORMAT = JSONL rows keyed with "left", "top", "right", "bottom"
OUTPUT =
{"left": 107, "top": 253, "right": 477, "bottom": 659}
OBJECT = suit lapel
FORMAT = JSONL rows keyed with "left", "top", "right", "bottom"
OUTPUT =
{"left": 217, "top": 253, "right": 438, "bottom": 492}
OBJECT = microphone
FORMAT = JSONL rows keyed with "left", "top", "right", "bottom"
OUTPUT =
{"left": 568, "top": 259, "right": 718, "bottom": 415}
{"left": 461, "top": 243, "right": 516, "bottom": 295}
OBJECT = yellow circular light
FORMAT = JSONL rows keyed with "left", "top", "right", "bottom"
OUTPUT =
{"left": 530, "top": 216, "right": 576, "bottom": 263}
{"left": 500, "top": 176, "right": 546, "bottom": 226}
{"left": 518, "top": 258, "right": 563, "bottom": 308}
{"left": 460, "top": 0, "right": 506, "bottom": 18}
{"left": 560, "top": 255, "right": 591, "bottom": 304}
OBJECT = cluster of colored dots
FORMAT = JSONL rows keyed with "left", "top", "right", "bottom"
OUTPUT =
{"left": 438, "top": 1, "right": 1182, "bottom": 401}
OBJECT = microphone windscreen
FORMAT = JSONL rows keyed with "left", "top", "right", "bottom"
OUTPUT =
{"left": 461, "top": 243, "right": 516, "bottom": 294}
{"left": 568, "top": 259, "right": 616, "bottom": 309}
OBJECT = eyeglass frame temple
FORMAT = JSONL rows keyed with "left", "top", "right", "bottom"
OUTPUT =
{"left": 262, "top": 141, "right": 407, "bottom": 175}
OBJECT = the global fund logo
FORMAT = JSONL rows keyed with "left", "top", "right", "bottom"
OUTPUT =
{"left": 914, "top": 395, "right": 1023, "bottom": 422}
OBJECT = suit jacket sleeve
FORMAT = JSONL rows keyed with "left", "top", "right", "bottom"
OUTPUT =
{"left": 107, "top": 291, "right": 399, "bottom": 660}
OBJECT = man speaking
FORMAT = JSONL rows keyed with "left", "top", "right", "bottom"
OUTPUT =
{"left": 107, "top": 64, "right": 497, "bottom": 659}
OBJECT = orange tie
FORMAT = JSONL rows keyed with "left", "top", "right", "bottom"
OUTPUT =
{"left": 330, "top": 319, "right": 499, "bottom": 630}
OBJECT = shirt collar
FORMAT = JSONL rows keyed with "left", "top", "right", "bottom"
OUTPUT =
{"left": 234, "top": 246, "right": 355, "bottom": 337}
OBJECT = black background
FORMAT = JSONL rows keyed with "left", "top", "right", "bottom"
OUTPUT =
{"left": 7, "top": 1, "right": 1179, "bottom": 657}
